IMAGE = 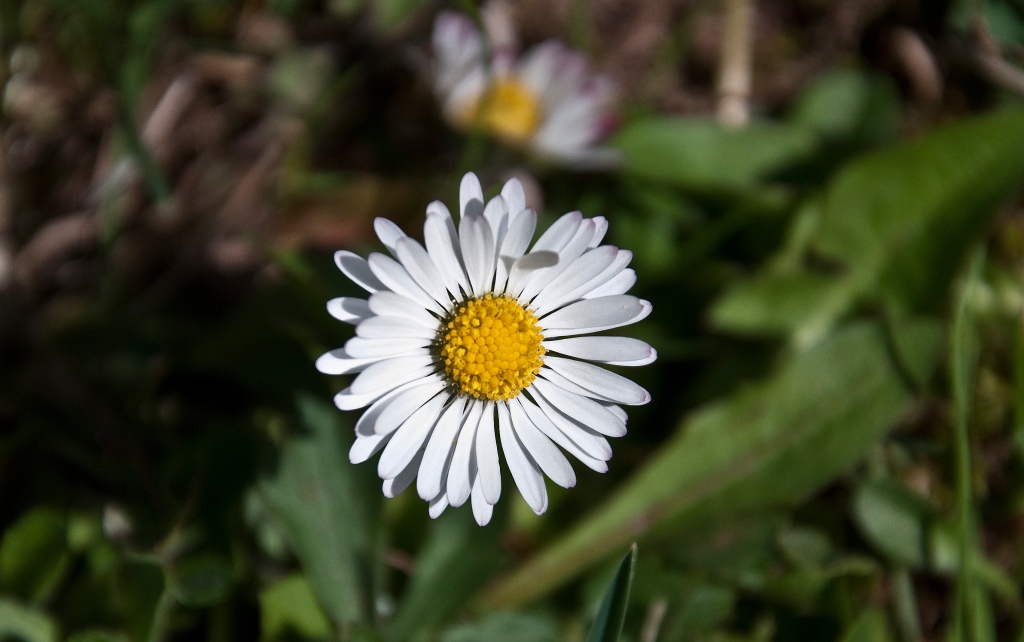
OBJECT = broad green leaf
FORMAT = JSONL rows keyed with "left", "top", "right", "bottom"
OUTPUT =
{"left": 852, "top": 479, "right": 936, "bottom": 567}
{"left": 389, "top": 508, "right": 506, "bottom": 639}
{"left": 440, "top": 612, "right": 560, "bottom": 642}
{"left": 776, "top": 526, "right": 833, "bottom": 568}
{"left": 258, "top": 394, "right": 378, "bottom": 627}
{"left": 0, "top": 599, "right": 58, "bottom": 642}
{"left": 478, "top": 321, "right": 939, "bottom": 607}
{"left": 585, "top": 544, "right": 637, "bottom": 642}
{"left": 0, "top": 508, "right": 69, "bottom": 603}
{"left": 709, "top": 272, "right": 840, "bottom": 337}
{"left": 712, "top": 109, "right": 1024, "bottom": 346}
{"left": 815, "top": 109, "right": 1024, "bottom": 318}
{"left": 259, "top": 574, "right": 333, "bottom": 641}
{"left": 789, "top": 68, "right": 900, "bottom": 143}
{"left": 66, "top": 631, "right": 130, "bottom": 642}
{"left": 614, "top": 117, "right": 817, "bottom": 191}
{"left": 840, "top": 608, "right": 893, "bottom": 642}
{"left": 663, "top": 584, "right": 736, "bottom": 639}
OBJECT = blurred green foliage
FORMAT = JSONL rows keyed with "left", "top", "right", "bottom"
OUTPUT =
{"left": 3, "top": 0, "right": 1024, "bottom": 641}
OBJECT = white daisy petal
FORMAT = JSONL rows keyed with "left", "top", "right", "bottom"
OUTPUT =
{"left": 543, "top": 336, "right": 657, "bottom": 366}
{"left": 498, "top": 402, "right": 548, "bottom": 514}
{"left": 427, "top": 199, "right": 454, "bottom": 221}
{"left": 540, "top": 295, "right": 652, "bottom": 337}
{"left": 425, "top": 210, "right": 470, "bottom": 296}
{"left": 589, "top": 217, "right": 608, "bottom": 248}
{"left": 383, "top": 450, "right": 422, "bottom": 498}
{"left": 534, "top": 365, "right": 613, "bottom": 403}
{"left": 508, "top": 399, "right": 576, "bottom": 488}
{"left": 495, "top": 208, "right": 538, "bottom": 291}
{"left": 428, "top": 493, "right": 450, "bottom": 519}
{"left": 368, "top": 253, "right": 446, "bottom": 316}
{"left": 516, "top": 396, "right": 608, "bottom": 472}
{"left": 396, "top": 237, "right": 451, "bottom": 309}
{"left": 531, "top": 211, "right": 582, "bottom": 252}
{"left": 501, "top": 177, "right": 527, "bottom": 220}
{"left": 531, "top": 377, "right": 626, "bottom": 437}
{"left": 583, "top": 268, "right": 637, "bottom": 299}
{"left": 374, "top": 217, "right": 407, "bottom": 256}
{"left": 530, "top": 246, "right": 618, "bottom": 315}
{"left": 373, "top": 379, "right": 447, "bottom": 436}
{"left": 335, "top": 373, "right": 445, "bottom": 411}
{"left": 335, "top": 251, "right": 386, "bottom": 293}
{"left": 475, "top": 403, "right": 501, "bottom": 504}
{"left": 417, "top": 397, "right": 469, "bottom": 500}
{"left": 350, "top": 433, "right": 388, "bottom": 465}
{"left": 327, "top": 297, "right": 371, "bottom": 324}
{"left": 447, "top": 400, "right": 484, "bottom": 507}
{"left": 355, "top": 316, "right": 437, "bottom": 340}
{"left": 344, "top": 337, "right": 430, "bottom": 359}
{"left": 349, "top": 355, "right": 435, "bottom": 395}
{"left": 543, "top": 356, "right": 651, "bottom": 405}
{"left": 500, "top": 208, "right": 537, "bottom": 260}
{"left": 471, "top": 474, "right": 494, "bottom": 526}
{"left": 535, "top": 249, "right": 633, "bottom": 315}
{"left": 525, "top": 389, "right": 613, "bottom": 461}
{"left": 367, "top": 291, "right": 438, "bottom": 329}
{"left": 505, "top": 250, "right": 558, "bottom": 295}
{"left": 517, "top": 219, "right": 596, "bottom": 302}
{"left": 460, "top": 172, "right": 485, "bottom": 219}
{"left": 378, "top": 392, "right": 448, "bottom": 480}
{"left": 460, "top": 212, "right": 496, "bottom": 296}
{"left": 483, "top": 194, "right": 509, "bottom": 252}
{"left": 602, "top": 402, "right": 628, "bottom": 423}
{"left": 356, "top": 381, "right": 423, "bottom": 437}
{"left": 315, "top": 349, "right": 381, "bottom": 375}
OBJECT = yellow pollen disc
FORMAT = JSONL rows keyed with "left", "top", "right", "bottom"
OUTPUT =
{"left": 459, "top": 76, "right": 542, "bottom": 145}
{"left": 439, "top": 294, "right": 545, "bottom": 401}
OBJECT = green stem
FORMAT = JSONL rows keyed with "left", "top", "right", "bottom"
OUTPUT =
{"left": 147, "top": 583, "right": 177, "bottom": 642}
{"left": 950, "top": 248, "right": 985, "bottom": 641}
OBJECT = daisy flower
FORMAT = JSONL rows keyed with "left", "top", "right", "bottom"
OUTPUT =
{"left": 432, "top": 9, "right": 621, "bottom": 168}
{"left": 316, "top": 173, "right": 654, "bottom": 525}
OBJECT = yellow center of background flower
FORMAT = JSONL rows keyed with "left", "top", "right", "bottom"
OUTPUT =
{"left": 466, "top": 77, "right": 542, "bottom": 145}
{"left": 440, "top": 294, "right": 545, "bottom": 401}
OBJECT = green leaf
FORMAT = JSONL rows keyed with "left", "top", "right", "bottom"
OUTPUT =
{"left": 259, "top": 574, "right": 333, "bottom": 641}
{"left": 712, "top": 109, "right": 1024, "bottom": 346}
{"left": 815, "top": 109, "right": 1024, "bottom": 318}
{"left": 65, "top": 631, "right": 131, "bottom": 642}
{"left": 776, "top": 526, "right": 833, "bottom": 569}
{"left": 664, "top": 584, "right": 736, "bottom": 638}
{"left": 852, "top": 478, "right": 936, "bottom": 568}
{"left": 258, "top": 394, "right": 378, "bottom": 627}
{"left": 440, "top": 612, "right": 560, "bottom": 642}
{"left": 614, "top": 117, "right": 817, "bottom": 191}
{"left": 0, "top": 599, "right": 58, "bottom": 642}
{"left": 389, "top": 508, "right": 506, "bottom": 639}
{"left": 0, "top": 508, "right": 69, "bottom": 603}
{"left": 839, "top": 608, "right": 893, "bottom": 642}
{"left": 585, "top": 544, "right": 637, "bottom": 642}
{"left": 709, "top": 272, "right": 840, "bottom": 337}
{"left": 168, "top": 553, "right": 233, "bottom": 608}
{"left": 478, "top": 321, "right": 939, "bottom": 607}
{"left": 789, "top": 68, "right": 900, "bottom": 143}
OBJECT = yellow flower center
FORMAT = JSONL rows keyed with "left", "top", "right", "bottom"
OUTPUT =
{"left": 439, "top": 295, "right": 545, "bottom": 401}
{"left": 461, "top": 76, "right": 542, "bottom": 145}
